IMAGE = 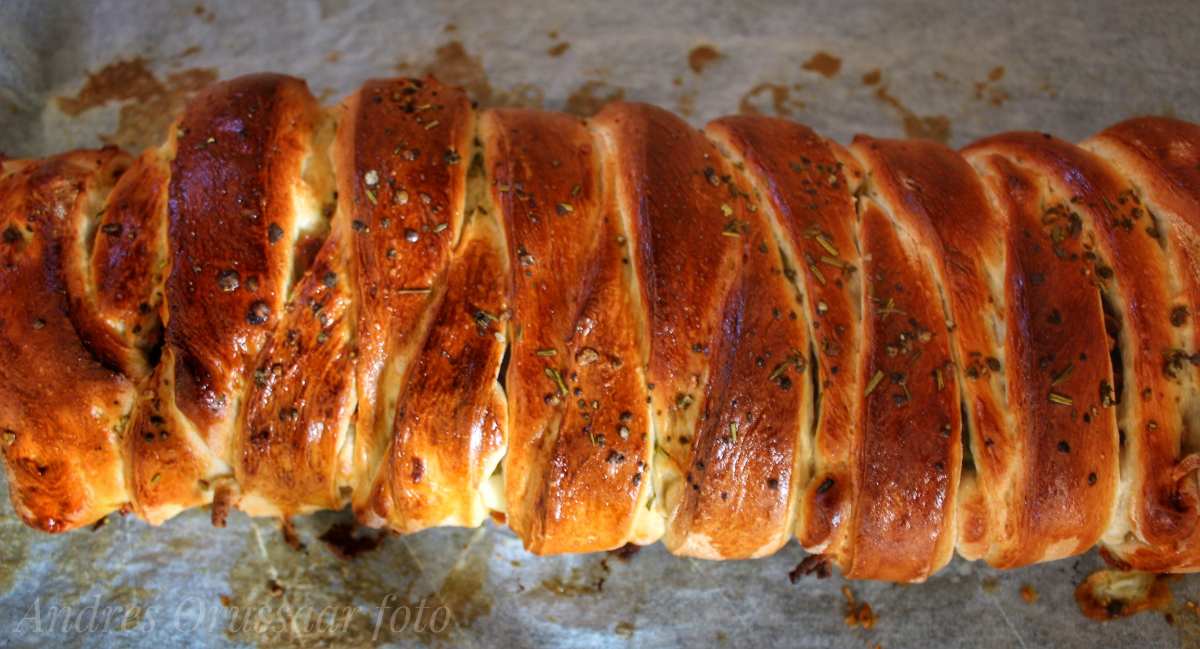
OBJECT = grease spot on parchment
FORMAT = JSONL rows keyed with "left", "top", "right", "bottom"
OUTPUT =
{"left": 738, "top": 83, "right": 804, "bottom": 117}
{"left": 396, "top": 41, "right": 544, "bottom": 109}
{"left": 548, "top": 42, "right": 570, "bottom": 58}
{"left": 225, "top": 517, "right": 495, "bottom": 648}
{"left": 565, "top": 81, "right": 625, "bottom": 116}
{"left": 192, "top": 4, "right": 216, "bottom": 23}
{"left": 688, "top": 45, "right": 722, "bottom": 74}
{"left": 861, "top": 69, "right": 881, "bottom": 86}
{"left": 802, "top": 52, "right": 842, "bottom": 78}
{"left": 676, "top": 90, "right": 697, "bottom": 117}
{"left": 55, "top": 58, "right": 217, "bottom": 151}
{"left": 973, "top": 65, "right": 1009, "bottom": 106}
{"left": 874, "top": 86, "right": 951, "bottom": 144}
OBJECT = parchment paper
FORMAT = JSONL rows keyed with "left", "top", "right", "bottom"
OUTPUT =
{"left": 1, "top": 0, "right": 1198, "bottom": 647}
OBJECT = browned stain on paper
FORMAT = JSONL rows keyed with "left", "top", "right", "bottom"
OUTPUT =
{"left": 398, "top": 41, "right": 543, "bottom": 109}
{"left": 861, "top": 69, "right": 882, "bottom": 86}
{"left": 192, "top": 4, "right": 215, "bottom": 23}
{"left": 874, "top": 86, "right": 951, "bottom": 144}
{"left": 56, "top": 58, "right": 217, "bottom": 151}
{"left": 565, "top": 81, "right": 625, "bottom": 116}
{"left": 973, "top": 65, "right": 1009, "bottom": 106}
{"left": 688, "top": 45, "right": 722, "bottom": 74}
{"left": 548, "top": 42, "right": 571, "bottom": 57}
{"left": 738, "top": 83, "right": 804, "bottom": 117}
{"left": 802, "top": 52, "right": 842, "bottom": 78}
{"left": 676, "top": 90, "right": 697, "bottom": 117}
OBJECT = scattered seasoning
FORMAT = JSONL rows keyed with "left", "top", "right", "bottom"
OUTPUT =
{"left": 444, "top": 149, "right": 461, "bottom": 165}
{"left": 809, "top": 264, "right": 826, "bottom": 285}
{"left": 571, "top": 184, "right": 582, "bottom": 197}
{"left": 268, "top": 223, "right": 284, "bottom": 243}
{"left": 322, "top": 272, "right": 337, "bottom": 289}
{"left": 722, "top": 219, "right": 746, "bottom": 237}
{"left": 618, "top": 425, "right": 630, "bottom": 440}
{"left": 1051, "top": 363, "right": 1073, "bottom": 386}
{"left": 720, "top": 203, "right": 733, "bottom": 217}
{"left": 433, "top": 222, "right": 448, "bottom": 233}
{"left": 31, "top": 317, "right": 46, "bottom": 330}
{"left": 676, "top": 393, "right": 695, "bottom": 410}
{"left": 729, "top": 421, "right": 739, "bottom": 443}
{"left": 1100, "top": 380, "right": 1116, "bottom": 407}
{"left": 1048, "top": 392, "right": 1073, "bottom": 406}
{"left": 816, "top": 477, "right": 835, "bottom": 494}
{"left": 1057, "top": 440, "right": 1071, "bottom": 453}
{"left": 545, "top": 366, "right": 568, "bottom": 396}
{"left": 864, "top": 370, "right": 884, "bottom": 396}
{"left": 100, "top": 223, "right": 122, "bottom": 236}
{"left": 934, "top": 367, "right": 944, "bottom": 391}
{"left": 365, "top": 188, "right": 378, "bottom": 205}
{"left": 2, "top": 430, "right": 15, "bottom": 447}
{"left": 814, "top": 233, "right": 839, "bottom": 256}
{"left": 535, "top": 348, "right": 557, "bottom": 357}
{"left": 364, "top": 169, "right": 380, "bottom": 187}
{"left": 404, "top": 228, "right": 420, "bottom": 243}
{"left": 576, "top": 347, "right": 600, "bottom": 365}
{"left": 150, "top": 472, "right": 162, "bottom": 485}
{"left": 424, "top": 120, "right": 440, "bottom": 130}
{"left": 352, "top": 219, "right": 368, "bottom": 233}
{"left": 246, "top": 301, "right": 271, "bottom": 325}
{"left": 556, "top": 202, "right": 574, "bottom": 215}
{"left": 1171, "top": 305, "right": 1189, "bottom": 327}
{"left": 396, "top": 190, "right": 410, "bottom": 205}
{"left": 1088, "top": 471, "right": 1098, "bottom": 485}
{"left": 704, "top": 167, "right": 721, "bottom": 187}
{"left": 217, "top": 270, "right": 240, "bottom": 292}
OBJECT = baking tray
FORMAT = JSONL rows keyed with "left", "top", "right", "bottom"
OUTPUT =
{"left": 1, "top": 0, "right": 1198, "bottom": 646}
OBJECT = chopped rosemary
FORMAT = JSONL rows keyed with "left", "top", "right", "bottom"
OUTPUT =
{"left": 815, "top": 233, "right": 839, "bottom": 256}
{"left": 1051, "top": 363, "right": 1074, "bottom": 386}
{"left": 1048, "top": 392, "right": 1073, "bottom": 406}
{"left": 544, "top": 366, "right": 568, "bottom": 396}
{"left": 535, "top": 348, "right": 557, "bottom": 357}
{"left": 865, "top": 370, "right": 884, "bottom": 396}
{"left": 729, "top": 421, "right": 739, "bottom": 443}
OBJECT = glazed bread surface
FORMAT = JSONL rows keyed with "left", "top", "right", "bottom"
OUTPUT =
{"left": 4, "top": 73, "right": 1200, "bottom": 581}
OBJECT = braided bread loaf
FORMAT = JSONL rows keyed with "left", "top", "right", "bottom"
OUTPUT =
{"left": 3, "top": 73, "right": 1200, "bottom": 581}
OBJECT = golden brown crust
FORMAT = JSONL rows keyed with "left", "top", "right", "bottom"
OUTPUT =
{"left": 165, "top": 73, "right": 321, "bottom": 452}
{"left": 91, "top": 150, "right": 169, "bottom": 376}
{"left": 485, "top": 108, "right": 653, "bottom": 553}
{"left": 0, "top": 149, "right": 134, "bottom": 532}
{"left": 850, "top": 138, "right": 1002, "bottom": 579}
{"left": 849, "top": 138, "right": 1009, "bottom": 567}
{"left": 595, "top": 104, "right": 810, "bottom": 558}
{"left": 1081, "top": 118, "right": 1200, "bottom": 570}
{"left": 706, "top": 116, "right": 863, "bottom": 564}
{"left": 841, "top": 200, "right": 961, "bottom": 580}
{"left": 963, "top": 138, "right": 1121, "bottom": 566}
{"left": 235, "top": 231, "right": 355, "bottom": 517}
{"left": 338, "top": 78, "right": 475, "bottom": 513}
{"left": 362, "top": 210, "right": 509, "bottom": 531}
